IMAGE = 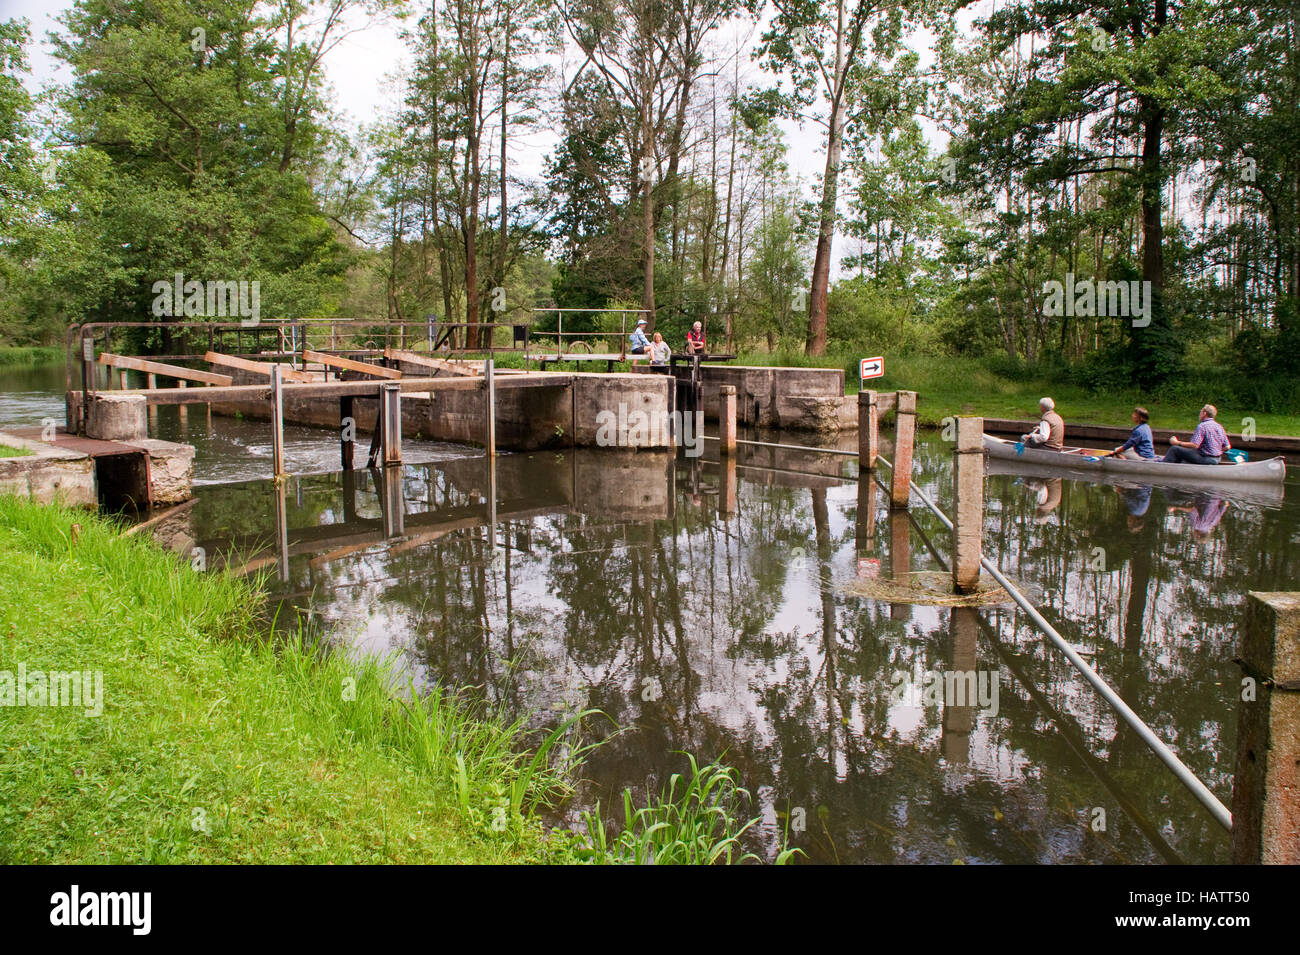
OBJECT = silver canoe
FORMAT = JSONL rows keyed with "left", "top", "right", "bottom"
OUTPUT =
{"left": 983, "top": 434, "right": 1287, "bottom": 485}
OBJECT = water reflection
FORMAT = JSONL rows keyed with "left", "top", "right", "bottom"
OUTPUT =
{"left": 153, "top": 433, "right": 1297, "bottom": 864}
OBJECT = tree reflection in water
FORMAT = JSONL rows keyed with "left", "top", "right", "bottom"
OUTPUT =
{"left": 185, "top": 434, "right": 1298, "bottom": 864}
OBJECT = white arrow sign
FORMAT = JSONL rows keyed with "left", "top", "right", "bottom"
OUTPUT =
{"left": 859, "top": 356, "right": 884, "bottom": 380}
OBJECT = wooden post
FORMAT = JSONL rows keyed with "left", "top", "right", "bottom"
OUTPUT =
{"left": 890, "top": 390, "right": 916, "bottom": 508}
{"left": 888, "top": 509, "right": 911, "bottom": 622}
{"left": 340, "top": 395, "right": 354, "bottom": 471}
{"left": 858, "top": 390, "right": 878, "bottom": 470}
{"left": 147, "top": 373, "right": 157, "bottom": 427}
{"left": 1232, "top": 592, "right": 1300, "bottom": 864}
{"left": 952, "top": 416, "right": 984, "bottom": 594}
{"left": 719, "top": 455, "right": 737, "bottom": 518}
{"left": 270, "top": 364, "right": 285, "bottom": 478}
{"left": 380, "top": 382, "right": 402, "bottom": 466}
{"left": 484, "top": 357, "right": 496, "bottom": 457}
{"left": 855, "top": 468, "right": 876, "bottom": 552}
{"left": 719, "top": 384, "right": 737, "bottom": 455}
{"left": 942, "top": 607, "right": 979, "bottom": 764}
{"left": 176, "top": 379, "right": 188, "bottom": 427}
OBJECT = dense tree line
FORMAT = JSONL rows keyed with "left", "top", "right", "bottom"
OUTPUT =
{"left": 1, "top": 1, "right": 1297, "bottom": 401}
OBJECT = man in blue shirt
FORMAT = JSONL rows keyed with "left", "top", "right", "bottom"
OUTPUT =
{"left": 1105, "top": 407, "right": 1155, "bottom": 460}
{"left": 628, "top": 318, "right": 650, "bottom": 355}
{"left": 1163, "top": 404, "right": 1231, "bottom": 465}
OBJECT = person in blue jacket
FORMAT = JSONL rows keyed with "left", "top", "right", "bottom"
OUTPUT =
{"left": 1105, "top": 407, "right": 1155, "bottom": 460}
{"left": 628, "top": 318, "right": 650, "bottom": 355}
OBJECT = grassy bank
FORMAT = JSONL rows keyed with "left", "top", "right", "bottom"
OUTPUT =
{"left": 0, "top": 496, "right": 592, "bottom": 863}
{"left": 0, "top": 345, "right": 62, "bottom": 367}
{"left": 0, "top": 496, "right": 780, "bottom": 864}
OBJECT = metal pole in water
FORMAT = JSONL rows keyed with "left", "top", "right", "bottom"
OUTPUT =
{"left": 380, "top": 381, "right": 402, "bottom": 466}
{"left": 484, "top": 357, "right": 496, "bottom": 457}
{"left": 270, "top": 363, "right": 285, "bottom": 478}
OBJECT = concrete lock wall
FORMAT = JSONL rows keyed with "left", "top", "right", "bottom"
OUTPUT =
{"left": 0, "top": 432, "right": 96, "bottom": 507}
{"left": 641, "top": 365, "right": 855, "bottom": 431}
{"left": 208, "top": 368, "right": 674, "bottom": 452}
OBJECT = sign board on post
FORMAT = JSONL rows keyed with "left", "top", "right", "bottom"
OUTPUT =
{"left": 859, "top": 356, "right": 884, "bottom": 381}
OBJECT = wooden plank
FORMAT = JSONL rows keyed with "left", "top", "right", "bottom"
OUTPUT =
{"left": 383, "top": 348, "right": 479, "bottom": 376}
{"left": 102, "top": 374, "right": 564, "bottom": 405}
{"left": 205, "top": 350, "right": 315, "bottom": 383}
{"left": 302, "top": 348, "right": 401, "bottom": 379}
{"left": 97, "top": 352, "right": 232, "bottom": 386}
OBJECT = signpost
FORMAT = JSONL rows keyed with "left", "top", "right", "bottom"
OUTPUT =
{"left": 859, "top": 356, "right": 884, "bottom": 382}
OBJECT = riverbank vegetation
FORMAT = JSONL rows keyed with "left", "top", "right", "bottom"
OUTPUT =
{"left": 0, "top": 496, "right": 778, "bottom": 864}
{"left": 2, "top": 5, "right": 1296, "bottom": 415}
{"left": 0, "top": 345, "right": 61, "bottom": 368}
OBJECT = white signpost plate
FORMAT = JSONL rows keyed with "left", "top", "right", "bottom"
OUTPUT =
{"left": 859, "top": 356, "right": 884, "bottom": 381}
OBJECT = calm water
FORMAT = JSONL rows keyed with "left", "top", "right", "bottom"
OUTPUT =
{"left": 4, "top": 365, "right": 1297, "bottom": 864}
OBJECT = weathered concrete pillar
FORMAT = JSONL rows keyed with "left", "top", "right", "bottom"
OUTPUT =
{"left": 942, "top": 606, "right": 979, "bottom": 764}
{"left": 855, "top": 468, "right": 876, "bottom": 552}
{"left": 719, "top": 455, "right": 738, "bottom": 518}
{"left": 953, "top": 416, "right": 984, "bottom": 594}
{"left": 858, "top": 390, "right": 878, "bottom": 470}
{"left": 719, "top": 385, "right": 737, "bottom": 456}
{"left": 66, "top": 390, "right": 83, "bottom": 434}
{"left": 890, "top": 391, "right": 916, "bottom": 508}
{"left": 85, "top": 393, "right": 147, "bottom": 442}
{"left": 1232, "top": 592, "right": 1300, "bottom": 864}
{"left": 380, "top": 382, "right": 402, "bottom": 466}
{"left": 889, "top": 509, "right": 911, "bottom": 622}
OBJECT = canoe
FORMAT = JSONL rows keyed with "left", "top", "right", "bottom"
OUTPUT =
{"left": 983, "top": 434, "right": 1286, "bottom": 485}
{"left": 985, "top": 454, "right": 1285, "bottom": 508}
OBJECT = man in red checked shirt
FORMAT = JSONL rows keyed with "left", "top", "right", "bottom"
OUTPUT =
{"left": 686, "top": 321, "right": 706, "bottom": 355}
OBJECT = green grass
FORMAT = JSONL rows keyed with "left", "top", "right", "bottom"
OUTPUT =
{"left": 575, "top": 754, "right": 801, "bottom": 865}
{"left": 0, "top": 445, "right": 33, "bottom": 458}
{"left": 0, "top": 496, "right": 781, "bottom": 864}
{"left": 0, "top": 495, "right": 597, "bottom": 863}
{"left": 0, "top": 345, "right": 62, "bottom": 368}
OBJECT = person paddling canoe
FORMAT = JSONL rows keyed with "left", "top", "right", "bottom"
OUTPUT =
{"left": 1104, "top": 407, "right": 1156, "bottom": 460}
{"left": 1021, "top": 397, "right": 1065, "bottom": 451}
